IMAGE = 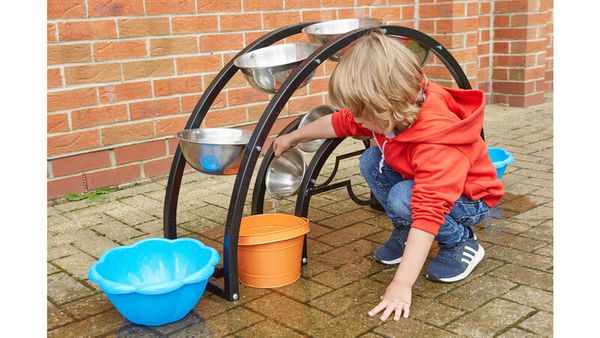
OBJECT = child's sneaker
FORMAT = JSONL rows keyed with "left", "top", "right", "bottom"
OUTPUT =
{"left": 425, "top": 232, "right": 485, "bottom": 283}
{"left": 374, "top": 226, "right": 410, "bottom": 265}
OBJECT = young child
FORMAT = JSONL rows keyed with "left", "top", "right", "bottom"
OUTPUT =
{"left": 272, "top": 30, "right": 504, "bottom": 322}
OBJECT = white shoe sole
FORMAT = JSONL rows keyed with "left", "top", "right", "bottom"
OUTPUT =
{"left": 374, "top": 255, "right": 402, "bottom": 265}
{"left": 427, "top": 244, "right": 485, "bottom": 283}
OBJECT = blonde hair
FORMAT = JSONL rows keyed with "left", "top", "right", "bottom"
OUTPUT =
{"left": 329, "top": 30, "right": 424, "bottom": 131}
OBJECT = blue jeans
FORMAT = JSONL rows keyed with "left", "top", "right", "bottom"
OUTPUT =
{"left": 359, "top": 147, "right": 491, "bottom": 245}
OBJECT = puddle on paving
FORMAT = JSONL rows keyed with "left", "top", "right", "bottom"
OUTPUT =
{"left": 498, "top": 194, "right": 540, "bottom": 214}
{"left": 115, "top": 311, "right": 210, "bottom": 337}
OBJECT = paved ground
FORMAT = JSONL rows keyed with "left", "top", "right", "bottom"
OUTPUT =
{"left": 47, "top": 95, "right": 553, "bottom": 337}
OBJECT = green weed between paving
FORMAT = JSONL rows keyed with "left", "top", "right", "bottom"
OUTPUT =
{"left": 64, "top": 188, "right": 111, "bottom": 202}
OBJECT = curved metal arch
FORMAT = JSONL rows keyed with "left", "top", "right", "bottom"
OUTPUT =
{"left": 163, "top": 22, "right": 315, "bottom": 240}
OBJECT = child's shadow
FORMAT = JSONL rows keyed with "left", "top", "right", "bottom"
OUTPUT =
{"left": 116, "top": 311, "right": 212, "bottom": 337}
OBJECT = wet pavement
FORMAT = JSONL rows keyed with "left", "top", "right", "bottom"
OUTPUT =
{"left": 47, "top": 95, "right": 553, "bottom": 337}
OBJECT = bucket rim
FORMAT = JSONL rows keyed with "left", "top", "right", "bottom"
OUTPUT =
{"left": 238, "top": 214, "right": 310, "bottom": 246}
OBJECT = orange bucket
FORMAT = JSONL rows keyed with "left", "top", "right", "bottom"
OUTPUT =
{"left": 238, "top": 213, "right": 310, "bottom": 288}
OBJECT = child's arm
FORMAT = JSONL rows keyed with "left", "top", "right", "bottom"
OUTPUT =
{"left": 368, "top": 227, "right": 435, "bottom": 321}
{"left": 273, "top": 115, "right": 337, "bottom": 157}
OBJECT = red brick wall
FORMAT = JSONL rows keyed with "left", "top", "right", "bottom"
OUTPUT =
{"left": 47, "top": 0, "right": 553, "bottom": 200}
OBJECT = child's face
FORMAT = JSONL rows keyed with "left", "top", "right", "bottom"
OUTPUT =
{"left": 354, "top": 115, "right": 389, "bottom": 135}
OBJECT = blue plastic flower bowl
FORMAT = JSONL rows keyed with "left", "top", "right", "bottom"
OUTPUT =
{"left": 488, "top": 147, "right": 515, "bottom": 179}
{"left": 88, "top": 238, "right": 220, "bottom": 326}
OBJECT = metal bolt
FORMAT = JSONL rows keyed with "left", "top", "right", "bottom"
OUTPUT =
{"left": 302, "top": 258, "right": 307, "bottom": 264}
{"left": 315, "top": 59, "right": 321, "bottom": 64}
{"left": 436, "top": 45, "right": 443, "bottom": 50}
{"left": 310, "top": 179, "right": 316, "bottom": 184}
{"left": 255, "top": 145, "right": 262, "bottom": 152}
{"left": 232, "top": 293, "right": 239, "bottom": 300}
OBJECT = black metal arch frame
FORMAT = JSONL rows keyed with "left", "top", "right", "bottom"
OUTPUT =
{"left": 163, "top": 23, "right": 476, "bottom": 301}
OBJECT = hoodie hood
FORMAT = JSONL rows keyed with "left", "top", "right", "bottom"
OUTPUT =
{"left": 392, "top": 82, "right": 486, "bottom": 145}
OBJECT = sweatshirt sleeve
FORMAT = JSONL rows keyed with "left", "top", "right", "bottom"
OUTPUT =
{"left": 331, "top": 108, "right": 373, "bottom": 138}
{"left": 409, "top": 144, "right": 471, "bottom": 235}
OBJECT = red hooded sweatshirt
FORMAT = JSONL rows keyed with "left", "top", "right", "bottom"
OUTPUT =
{"left": 331, "top": 82, "right": 504, "bottom": 236}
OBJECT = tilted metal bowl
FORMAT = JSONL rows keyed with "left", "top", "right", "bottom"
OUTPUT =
{"left": 302, "top": 18, "right": 431, "bottom": 66}
{"left": 233, "top": 43, "right": 320, "bottom": 94}
{"left": 302, "top": 18, "right": 384, "bottom": 61}
{"left": 265, "top": 147, "right": 306, "bottom": 200}
{"left": 176, "top": 128, "right": 253, "bottom": 175}
{"left": 297, "top": 105, "right": 335, "bottom": 153}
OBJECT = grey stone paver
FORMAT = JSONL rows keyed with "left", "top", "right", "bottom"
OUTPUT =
{"left": 498, "top": 328, "right": 539, "bottom": 337}
{"left": 91, "top": 220, "right": 144, "bottom": 242}
{"left": 438, "top": 275, "right": 516, "bottom": 311}
{"left": 489, "top": 264, "right": 553, "bottom": 291}
{"left": 72, "top": 233, "right": 120, "bottom": 258}
{"left": 48, "top": 244, "right": 80, "bottom": 261}
{"left": 518, "top": 311, "right": 553, "bottom": 335}
{"left": 486, "top": 245, "right": 553, "bottom": 271}
{"left": 47, "top": 301, "right": 73, "bottom": 330}
{"left": 104, "top": 204, "right": 156, "bottom": 225}
{"left": 503, "top": 285, "right": 553, "bottom": 312}
{"left": 246, "top": 293, "right": 330, "bottom": 333}
{"left": 446, "top": 298, "right": 535, "bottom": 337}
{"left": 47, "top": 272, "right": 94, "bottom": 305}
{"left": 48, "top": 262, "right": 60, "bottom": 275}
{"left": 52, "top": 252, "right": 98, "bottom": 280}
{"left": 46, "top": 96, "right": 554, "bottom": 336}
{"left": 235, "top": 319, "right": 305, "bottom": 337}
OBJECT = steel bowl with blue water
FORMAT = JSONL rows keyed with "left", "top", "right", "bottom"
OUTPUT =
{"left": 177, "top": 128, "right": 253, "bottom": 175}
{"left": 88, "top": 238, "right": 220, "bottom": 326}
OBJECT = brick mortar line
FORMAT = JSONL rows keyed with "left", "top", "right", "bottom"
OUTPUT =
{"left": 49, "top": 110, "right": 191, "bottom": 135}
{"left": 492, "top": 77, "right": 548, "bottom": 83}
{"left": 47, "top": 155, "right": 176, "bottom": 180}
{"left": 50, "top": 65, "right": 469, "bottom": 94}
{"left": 48, "top": 69, "right": 221, "bottom": 93}
{"left": 494, "top": 51, "right": 548, "bottom": 57}
{"left": 48, "top": 113, "right": 278, "bottom": 160}
{"left": 48, "top": 136, "right": 174, "bottom": 161}
{"left": 48, "top": 87, "right": 323, "bottom": 116}
{"left": 48, "top": 49, "right": 233, "bottom": 74}
{"left": 48, "top": 67, "right": 221, "bottom": 87}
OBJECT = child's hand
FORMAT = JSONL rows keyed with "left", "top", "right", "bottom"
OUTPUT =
{"left": 368, "top": 279, "right": 412, "bottom": 321}
{"left": 272, "top": 134, "right": 294, "bottom": 157}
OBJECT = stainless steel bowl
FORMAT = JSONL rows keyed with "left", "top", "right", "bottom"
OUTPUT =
{"left": 265, "top": 147, "right": 306, "bottom": 200}
{"left": 176, "top": 128, "right": 253, "bottom": 175}
{"left": 297, "top": 105, "right": 335, "bottom": 153}
{"left": 233, "top": 43, "right": 320, "bottom": 94}
{"left": 302, "top": 18, "right": 384, "bottom": 61}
